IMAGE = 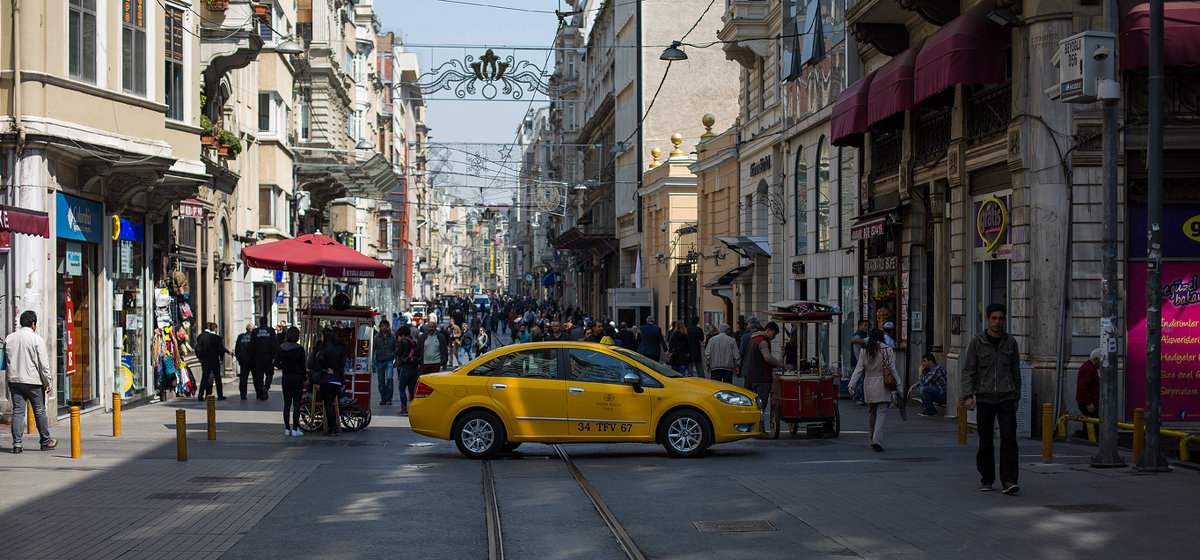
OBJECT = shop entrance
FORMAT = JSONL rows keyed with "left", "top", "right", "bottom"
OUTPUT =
{"left": 973, "top": 259, "right": 1010, "bottom": 328}
{"left": 57, "top": 239, "right": 98, "bottom": 414}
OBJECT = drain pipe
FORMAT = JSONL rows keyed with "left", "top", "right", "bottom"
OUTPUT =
{"left": 10, "top": 0, "right": 26, "bottom": 153}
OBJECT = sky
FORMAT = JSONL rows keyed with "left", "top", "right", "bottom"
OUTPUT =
{"left": 374, "top": 1, "right": 564, "bottom": 205}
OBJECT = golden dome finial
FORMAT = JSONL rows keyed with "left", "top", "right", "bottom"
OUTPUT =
{"left": 669, "top": 133, "right": 685, "bottom": 158}
{"left": 701, "top": 114, "right": 716, "bottom": 140}
{"left": 649, "top": 147, "right": 661, "bottom": 169}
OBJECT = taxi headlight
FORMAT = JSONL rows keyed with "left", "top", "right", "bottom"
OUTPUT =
{"left": 713, "top": 390, "right": 754, "bottom": 407}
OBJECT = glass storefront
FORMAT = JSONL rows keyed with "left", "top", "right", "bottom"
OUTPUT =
{"left": 55, "top": 193, "right": 104, "bottom": 414}
{"left": 113, "top": 217, "right": 147, "bottom": 399}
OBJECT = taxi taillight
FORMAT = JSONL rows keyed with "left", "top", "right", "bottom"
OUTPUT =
{"left": 414, "top": 381, "right": 434, "bottom": 398}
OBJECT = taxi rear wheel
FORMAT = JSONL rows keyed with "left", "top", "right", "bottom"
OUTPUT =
{"left": 660, "top": 410, "right": 711, "bottom": 458}
{"left": 454, "top": 410, "right": 506, "bottom": 459}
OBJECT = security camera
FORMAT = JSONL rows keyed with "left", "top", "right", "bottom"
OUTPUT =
{"left": 654, "top": 253, "right": 664, "bottom": 260}
{"left": 660, "top": 222, "right": 668, "bottom": 232}
{"left": 712, "top": 247, "right": 721, "bottom": 255}
{"left": 1093, "top": 45, "right": 1110, "bottom": 61}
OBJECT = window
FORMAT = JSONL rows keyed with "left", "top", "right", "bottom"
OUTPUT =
{"left": 69, "top": 0, "right": 98, "bottom": 83}
{"left": 568, "top": 349, "right": 638, "bottom": 385}
{"left": 259, "top": 185, "right": 283, "bottom": 229}
{"left": 838, "top": 148, "right": 856, "bottom": 248}
{"left": 122, "top": 0, "right": 147, "bottom": 95}
{"left": 258, "top": 3, "right": 274, "bottom": 42}
{"left": 817, "top": 138, "right": 831, "bottom": 252}
{"left": 164, "top": 6, "right": 185, "bottom": 120}
{"left": 497, "top": 349, "right": 558, "bottom": 379}
{"left": 378, "top": 218, "right": 389, "bottom": 251}
{"left": 467, "top": 357, "right": 505, "bottom": 376}
{"left": 299, "top": 104, "right": 311, "bottom": 140}
{"left": 258, "top": 93, "right": 271, "bottom": 131}
{"left": 794, "top": 148, "right": 807, "bottom": 255}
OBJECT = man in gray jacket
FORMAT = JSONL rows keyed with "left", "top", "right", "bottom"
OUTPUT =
{"left": 962, "top": 303, "right": 1022, "bottom": 495}
{"left": 704, "top": 323, "right": 740, "bottom": 384}
{"left": 5, "top": 311, "right": 55, "bottom": 453}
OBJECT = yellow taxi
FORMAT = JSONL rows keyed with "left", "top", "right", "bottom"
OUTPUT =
{"left": 409, "top": 342, "right": 762, "bottom": 459}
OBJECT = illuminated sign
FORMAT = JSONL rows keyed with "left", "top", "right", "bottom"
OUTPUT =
{"left": 975, "top": 196, "right": 1009, "bottom": 252}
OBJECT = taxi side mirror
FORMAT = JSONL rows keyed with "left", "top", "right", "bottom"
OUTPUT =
{"left": 623, "top": 372, "right": 644, "bottom": 393}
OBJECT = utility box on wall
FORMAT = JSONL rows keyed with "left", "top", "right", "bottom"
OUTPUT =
{"left": 1054, "top": 31, "right": 1117, "bottom": 103}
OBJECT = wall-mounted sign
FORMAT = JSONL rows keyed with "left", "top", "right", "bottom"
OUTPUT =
{"left": 65, "top": 242, "right": 83, "bottom": 276}
{"left": 56, "top": 193, "right": 103, "bottom": 243}
{"left": 866, "top": 256, "right": 898, "bottom": 273}
{"left": 791, "top": 260, "right": 805, "bottom": 275}
{"left": 749, "top": 154, "right": 772, "bottom": 176}
{"left": 850, "top": 217, "right": 888, "bottom": 241}
{"left": 975, "top": 196, "right": 1009, "bottom": 252}
{"left": 1127, "top": 262, "right": 1200, "bottom": 422}
{"left": 1130, "top": 205, "right": 1200, "bottom": 259}
{"left": 179, "top": 200, "right": 205, "bottom": 219}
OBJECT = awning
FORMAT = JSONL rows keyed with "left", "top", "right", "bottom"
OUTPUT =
{"left": 831, "top": 70, "right": 878, "bottom": 148}
{"left": 913, "top": 1, "right": 1011, "bottom": 104}
{"left": 716, "top": 235, "right": 771, "bottom": 258}
{"left": 1120, "top": 0, "right": 1200, "bottom": 72}
{"left": 849, "top": 210, "right": 896, "bottom": 241}
{"left": 704, "top": 263, "right": 754, "bottom": 288}
{"left": 0, "top": 204, "right": 50, "bottom": 238}
{"left": 550, "top": 226, "right": 618, "bottom": 258}
{"left": 867, "top": 44, "right": 922, "bottom": 127}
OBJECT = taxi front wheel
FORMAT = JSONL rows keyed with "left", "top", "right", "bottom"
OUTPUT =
{"left": 454, "top": 410, "right": 506, "bottom": 459}
{"left": 660, "top": 410, "right": 711, "bottom": 458}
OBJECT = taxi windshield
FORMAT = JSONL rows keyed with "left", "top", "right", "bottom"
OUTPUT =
{"left": 612, "top": 347, "right": 684, "bottom": 378}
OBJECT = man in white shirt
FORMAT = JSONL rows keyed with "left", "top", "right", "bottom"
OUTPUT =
{"left": 5, "top": 311, "right": 56, "bottom": 453}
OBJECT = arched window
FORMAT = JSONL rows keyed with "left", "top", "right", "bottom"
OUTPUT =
{"left": 817, "top": 137, "right": 831, "bottom": 252}
{"left": 795, "top": 147, "right": 807, "bottom": 255}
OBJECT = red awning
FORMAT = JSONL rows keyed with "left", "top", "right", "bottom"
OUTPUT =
{"left": 830, "top": 70, "right": 878, "bottom": 148}
{"left": 240, "top": 233, "right": 392, "bottom": 278}
{"left": 0, "top": 204, "right": 50, "bottom": 238}
{"left": 1120, "top": 0, "right": 1200, "bottom": 72}
{"left": 867, "top": 45, "right": 922, "bottom": 127}
{"left": 913, "top": 1, "right": 1011, "bottom": 104}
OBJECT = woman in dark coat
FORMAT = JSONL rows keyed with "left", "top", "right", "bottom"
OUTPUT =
{"left": 667, "top": 320, "right": 691, "bottom": 374}
{"left": 274, "top": 326, "right": 307, "bottom": 436}
{"left": 311, "top": 328, "right": 347, "bottom": 435}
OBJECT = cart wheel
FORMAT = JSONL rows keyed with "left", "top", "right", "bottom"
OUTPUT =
{"left": 298, "top": 399, "right": 321, "bottom": 432}
{"left": 340, "top": 404, "right": 369, "bottom": 432}
{"left": 823, "top": 403, "right": 841, "bottom": 438}
{"left": 763, "top": 405, "right": 779, "bottom": 439}
{"left": 789, "top": 422, "right": 799, "bottom": 436}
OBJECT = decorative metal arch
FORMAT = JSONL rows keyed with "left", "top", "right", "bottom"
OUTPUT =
{"left": 415, "top": 49, "right": 552, "bottom": 100}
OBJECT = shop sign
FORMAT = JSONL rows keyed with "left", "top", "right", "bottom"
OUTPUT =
{"left": 850, "top": 217, "right": 888, "bottom": 241}
{"left": 179, "top": 201, "right": 205, "bottom": 219}
{"left": 56, "top": 193, "right": 103, "bottom": 243}
{"left": 749, "top": 154, "right": 772, "bottom": 177}
{"left": 974, "top": 196, "right": 1010, "bottom": 251}
{"left": 119, "top": 240, "right": 134, "bottom": 275}
{"left": 861, "top": 273, "right": 869, "bottom": 319}
{"left": 900, "top": 271, "right": 910, "bottom": 343}
{"left": 866, "top": 256, "right": 897, "bottom": 273}
{"left": 111, "top": 215, "right": 145, "bottom": 242}
{"left": 66, "top": 242, "right": 83, "bottom": 276}
{"left": 1130, "top": 205, "right": 1200, "bottom": 259}
{"left": 1127, "top": 262, "right": 1200, "bottom": 422}
{"left": 64, "top": 281, "right": 76, "bottom": 377}
{"left": 791, "top": 260, "right": 805, "bottom": 275}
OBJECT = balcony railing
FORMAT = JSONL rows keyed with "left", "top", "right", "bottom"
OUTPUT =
{"left": 913, "top": 109, "right": 950, "bottom": 166}
{"left": 871, "top": 131, "right": 902, "bottom": 178}
{"left": 965, "top": 84, "right": 1011, "bottom": 147}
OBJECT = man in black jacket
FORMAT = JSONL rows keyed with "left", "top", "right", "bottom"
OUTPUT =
{"left": 637, "top": 317, "right": 667, "bottom": 361}
{"left": 193, "top": 322, "right": 229, "bottom": 401}
{"left": 685, "top": 316, "right": 705, "bottom": 377}
{"left": 613, "top": 321, "right": 636, "bottom": 350}
{"left": 251, "top": 316, "right": 277, "bottom": 400}
{"left": 234, "top": 324, "right": 255, "bottom": 400}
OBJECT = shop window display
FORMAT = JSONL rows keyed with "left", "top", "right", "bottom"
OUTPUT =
{"left": 57, "top": 239, "right": 97, "bottom": 413}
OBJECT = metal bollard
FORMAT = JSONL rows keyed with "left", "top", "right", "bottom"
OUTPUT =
{"left": 957, "top": 398, "right": 968, "bottom": 445}
{"left": 1041, "top": 403, "right": 1053, "bottom": 463}
{"left": 27, "top": 402, "right": 35, "bottom": 434}
{"left": 206, "top": 395, "right": 217, "bottom": 440}
{"left": 176, "top": 409, "right": 188, "bottom": 461}
{"left": 70, "top": 406, "right": 81, "bottom": 458}
{"left": 1133, "top": 408, "right": 1145, "bottom": 463}
{"left": 112, "top": 392, "right": 122, "bottom": 437}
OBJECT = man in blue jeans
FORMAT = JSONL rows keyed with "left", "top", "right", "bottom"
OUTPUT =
{"left": 373, "top": 320, "right": 397, "bottom": 405}
{"left": 907, "top": 352, "right": 947, "bottom": 416}
{"left": 5, "top": 310, "right": 56, "bottom": 453}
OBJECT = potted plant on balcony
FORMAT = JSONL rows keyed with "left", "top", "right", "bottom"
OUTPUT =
{"left": 200, "top": 115, "right": 215, "bottom": 147}
{"left": 204, "top": 0, "right": 230, "bottom": 10}
{"left": 252, "top": 3, "right": 271, "bottom": 22}
{"left": 219, "top": 130, "right": 242, "bottom": 160}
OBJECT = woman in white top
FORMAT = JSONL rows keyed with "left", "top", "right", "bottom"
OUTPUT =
{"left": 848, "top": 329, "right": 896, "bottom": 452}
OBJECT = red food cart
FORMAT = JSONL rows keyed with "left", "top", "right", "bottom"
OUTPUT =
{"left": 761, "top": 301, "right": 842, "bottom": 439}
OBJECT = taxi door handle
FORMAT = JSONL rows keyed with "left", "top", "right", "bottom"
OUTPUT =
{"left": 568, "top": 387, "right": 585, "bottom": 394}
{"left": 491, "top": 383, "right": 508, "bottom": 389}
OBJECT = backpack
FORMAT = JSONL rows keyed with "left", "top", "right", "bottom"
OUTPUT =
{"left": 398, "top": 336, "right": 418, "bottom": 366}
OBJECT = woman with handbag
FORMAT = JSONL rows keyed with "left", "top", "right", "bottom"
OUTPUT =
{"left": 667, "top": 320, "right": 690, "bottom": 375}
{"left": 848, "top": 329, "right": 896, "bottom": 451}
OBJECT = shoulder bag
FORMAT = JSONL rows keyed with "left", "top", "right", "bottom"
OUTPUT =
{"left": 881, "top": 349, "right": 898, "bottom": 392}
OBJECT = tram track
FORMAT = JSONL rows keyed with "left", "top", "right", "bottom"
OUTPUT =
{"left": 482, "top": 445, "right": 647, "bottom": 560}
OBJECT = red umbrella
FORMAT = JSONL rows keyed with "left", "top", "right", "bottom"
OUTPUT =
{"left": 239, "top": 233, "right": 391, "bottom": 278}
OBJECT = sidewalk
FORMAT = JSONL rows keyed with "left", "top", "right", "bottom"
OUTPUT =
{"left": 1, "top": 388, "right": 1195, "bottom": 559}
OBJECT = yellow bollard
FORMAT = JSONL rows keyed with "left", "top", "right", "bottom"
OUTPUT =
{"left": 1041, "top": 403, "right": 1053, "bottom": 463}
{"left": 1133, "top": 408, "right": 1145, "bottom": 463}
{"left": 27, "top": 402, "right": 35, "bottom": 434}
{"left": 206, "top": 395, "right": 217, "bottom": 440}
{"left": 176, "top": 409, "right": 188, "bottom": 461}
{"left": 70, "top": 406, "right": 81, "bottom": 458}
{"left": 112, "top": 392, "right": 122, "bottom": 438}
{"left": 957, "top": 398, "right": 968, "bottom": 445}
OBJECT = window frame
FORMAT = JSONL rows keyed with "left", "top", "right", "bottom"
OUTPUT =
{"left": 794, "top": 146, "right": 807, "bottom": 256}
{"left": 69, "top": 0, "right": 99, "bottom": 83}
{"left": 163, "top": 4, "right": 185, "bottom": 121}
{"left": 816, "top": 137, "right": 831, "bottom": 252}
{"left": 121, "top": 0, "right": 148, "bottom": 95}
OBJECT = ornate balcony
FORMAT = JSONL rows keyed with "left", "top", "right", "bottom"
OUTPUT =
{"left": 717, "top": 0, "right": 773, "bottom": 69}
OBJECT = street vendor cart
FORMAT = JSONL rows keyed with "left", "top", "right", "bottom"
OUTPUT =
{"left": 761, "top": 301, "right": 842, "bottom": 439}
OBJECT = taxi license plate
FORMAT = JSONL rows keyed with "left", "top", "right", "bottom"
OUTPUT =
{"left": 575, "top": 422, "right": 634, "bottom": 433}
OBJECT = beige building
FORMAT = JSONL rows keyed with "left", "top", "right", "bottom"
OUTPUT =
{"left": 640, "top": 135, "right": 698, "bottom": 327}
{"left": 690, "top": 116, "right": 745, "bottom": 330}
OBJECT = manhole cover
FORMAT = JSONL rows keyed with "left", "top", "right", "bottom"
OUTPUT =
{"left": 189, "top": 477, "right": 256, "bottom": 483}
{"left": 694, "top": 520, "right": 778, "bottom": 533}
{"left": 883, "top": 457, "right": 939, "bottom": 463}
{"left": 146, "top": 493, "right": 219, "bottom": 500}
{"left": 1045, "top": 504, "right": 1130, "bottom": 514}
